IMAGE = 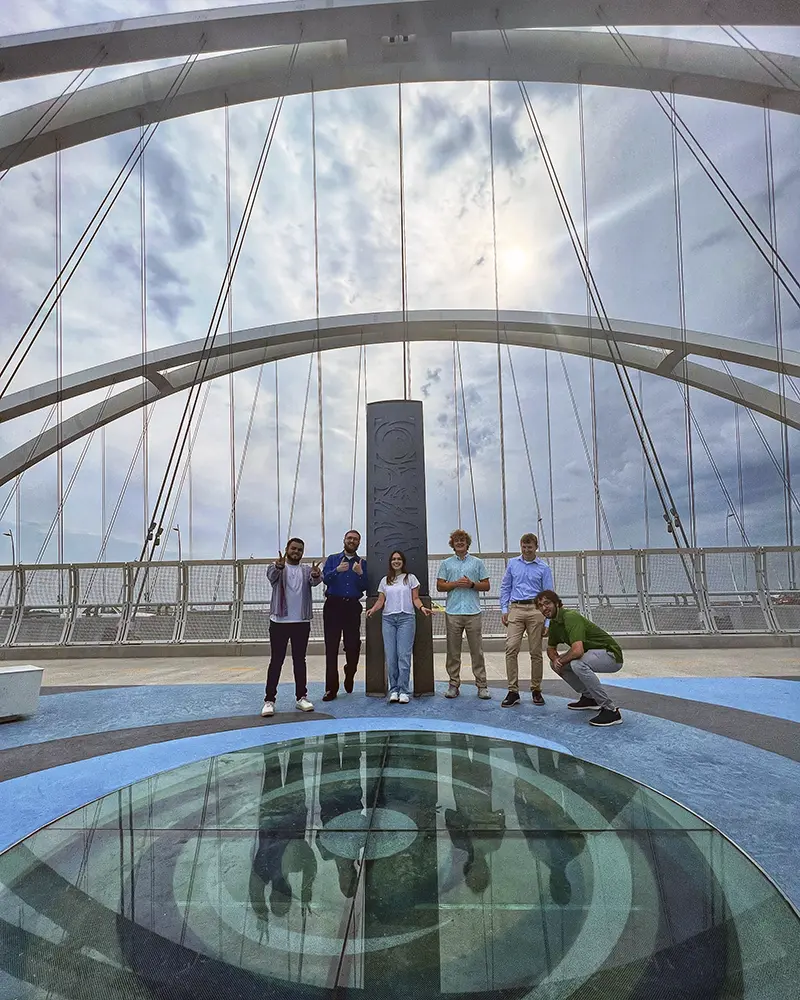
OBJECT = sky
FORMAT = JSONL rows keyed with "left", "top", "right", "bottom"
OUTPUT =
{"left": 0, "top": 1, "right": 799, "bottom": 566}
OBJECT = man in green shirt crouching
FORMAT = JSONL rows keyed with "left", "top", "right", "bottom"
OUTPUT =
{"left": 534, "top": 589, "right": 624, "bottom": 727}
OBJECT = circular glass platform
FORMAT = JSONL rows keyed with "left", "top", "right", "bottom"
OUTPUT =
{"left": 0, "top": 730, "right": 798, "bottom": 999}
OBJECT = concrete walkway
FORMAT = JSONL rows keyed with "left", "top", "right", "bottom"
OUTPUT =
{"left": 16, "top": 646, "right": 800, "bottom": 687}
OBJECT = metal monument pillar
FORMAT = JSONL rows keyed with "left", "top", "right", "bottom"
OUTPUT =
{"left": 365, "top": 400, "right": 434, "bottom": 696}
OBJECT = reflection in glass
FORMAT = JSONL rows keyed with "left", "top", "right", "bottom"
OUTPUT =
{"left": 0, "top": 730, "right": 798, "bottom": 998}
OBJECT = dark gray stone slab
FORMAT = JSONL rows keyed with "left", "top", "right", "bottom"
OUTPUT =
{"left": 365, "top": 400, "right": 433, "bottom": 695}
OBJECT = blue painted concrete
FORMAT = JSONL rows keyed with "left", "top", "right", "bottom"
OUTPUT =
{"left": 602, "top": 676, "right": 800, "bottom": 723}
{"left": 2, "top": 681, "right": 799, "bottom": 910}
{"left": 0, "top": 717, "right": 570, "bottom": 855}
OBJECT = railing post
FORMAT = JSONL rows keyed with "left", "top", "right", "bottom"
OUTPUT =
{"left": 755, "top": 547, "right": 779, "bottom": 632}
{"left": 232, "top": 560, "right": 244, "bottom": 641}
{"left": 576, "top": 551, "right": 588, "bottom": 616}
{"left": 175, "top": 561, "right": 188, "bottom": 642}
{"left": 6, "top": 566, "right": 24, "bottom": 647}
{"left": 695, "top": 549, "right": 715, "bottom": 633}
{"left": 635, "top": 549, "right": 654, "bottom": 633}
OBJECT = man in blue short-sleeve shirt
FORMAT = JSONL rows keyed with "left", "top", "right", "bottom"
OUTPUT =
{"left": 436, "top": 529, "right": 491, "bottom": 700}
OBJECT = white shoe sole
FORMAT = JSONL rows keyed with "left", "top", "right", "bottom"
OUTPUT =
{"left": 589, "top": 717, "right": 623, "bottom": 727}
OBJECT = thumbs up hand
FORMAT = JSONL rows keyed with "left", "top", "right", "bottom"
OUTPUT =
{"left": 352, "top": 559, "right": 364, "bottom": 576}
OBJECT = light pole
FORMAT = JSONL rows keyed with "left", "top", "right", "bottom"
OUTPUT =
{"left": 173, "top": 525, "right": 183, "bottom": 563}
{"left": 3, "top": 530, "right": 15, "bottom": 565}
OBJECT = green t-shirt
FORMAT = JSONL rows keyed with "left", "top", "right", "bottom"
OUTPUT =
{"left": 547, "top": 608, "right": 623, "bottom": 664}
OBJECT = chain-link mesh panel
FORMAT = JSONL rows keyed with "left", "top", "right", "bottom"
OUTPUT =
{"left": 240, "top": 562, "right": 273, "bottom": 642}
{"left": 546, "top": 554, "right": 581, "bottom": 602}
{"left": 702, "top": 551, "right": 769, "bottom": 632}
{"left": 764, "top": 548, "right": 800, "bottom": 631}
{"left": 644, "top": 551, "right": 707, "bottom": 633}
{"left": 184, "top": 564, "right": 236, "bottom": 642}
{"left": 0, "top": 568, "right": 16, "bottom": 645}
{"left": 584, "top": 553, "right": 646, "bottom": 634}
{"left": 70, "top": 565, "right": 126, "bottom": 644}
{"left": 15, "top": 567, "right": 70, "bottom": 645}
{"left": 126, "top": 564, "right": 180, "bottom": 643}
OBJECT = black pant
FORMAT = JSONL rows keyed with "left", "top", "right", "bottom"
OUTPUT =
{"left": 323, "top": 597, "right": 362, "bottom": 693}
{"left": 265, "top": 621, "right": 311, "bottom": 702}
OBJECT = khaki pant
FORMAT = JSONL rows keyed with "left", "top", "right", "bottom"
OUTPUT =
{"left": 445, "top": 613, "right": 487, "bottom": 689}
{"left": 505, "top": 603, "right": 545, "bottom": 692}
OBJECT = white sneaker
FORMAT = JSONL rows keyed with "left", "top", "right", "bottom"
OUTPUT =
{"left": 261, "top": 701, "right": 275, "bottom": 717}
{"left": 389, "top": 691, "right": 400, "bottom": 703}
{"left": 398, "top": 692, "right": 410, "bottom": 704}
{"left": 296, "top": 697, "right": 314, "bottom": 712}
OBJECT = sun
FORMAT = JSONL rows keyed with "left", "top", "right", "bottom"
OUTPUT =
{"left": 503, "top": 245, "right": 529, "bottom": 275}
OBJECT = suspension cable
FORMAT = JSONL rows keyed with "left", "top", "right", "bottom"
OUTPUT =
{"left": 287, "top": 352, "right": 316, "bottom": 540}
{"left": 669, "top": 88, "right": 697, "bottom": 546}
{"left": 764, "top": 102, "right": 794, "bottom": 552}
{"left": 311, "top": 88, "right": 326, "bottom": 556}
{"left": 453, "top": 335, "right": 462, "bottom": 525}
{"left": 504, "top": 342, "right": 545, "bottom": 548}
{"left": 544, "top": 351, "right": 555, "bottom": 549}
{"left": 398, "top": 81, "right": 410, "bottom": 399}
{"left": 0, "top": 51, "right": 107, "bottom": 181}
{"left": 225, "top": 99, "right": 237, "bottom": 561}
{"left": 578, "top": 80, "right": 602, "bottom": 555}
{"left": 275, "top": 362, "right": 281, "bottom": 546}
{"left": 499, "top": 25, "right": 690, "bottom": 553}
{"left": 600, "top": 20, "right": 800, "bottom": 314}
{"left": 0, "top": 41, "right": 206, "bottom": 400}
{"left": 55, "top": 141, "right": 64, "bottom": 565}
{"left": 139, "top": 38, "right": 301, "bottom": 564}
{"left": 721, "top": 361, "right": 800, "bottom": 517}
{"left": 220, "top": 364, "right": 267, "bottom": 560}
{"left": 350, "top": 339, "right": 364, "bottom": 529}
{"left": 139, "top": 117, "right": 150, "bottom": 554}
{"left": 35, "top": 389, "right": 116, "bottom": 563}
{"left": 455, "top": 341, "right": 481, "bottom": 551}
{"left": 487, "top": 79, "right": 509, "bottom": 555}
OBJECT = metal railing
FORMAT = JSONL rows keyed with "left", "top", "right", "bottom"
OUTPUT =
{"left": 0, "top": 547, "right": 797, "bottom": 648}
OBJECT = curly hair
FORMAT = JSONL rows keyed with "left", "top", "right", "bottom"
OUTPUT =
{"left": 449, "top": 529, "right": 472, "bottom": 551}
{"left": 534, "top": 589, "right": 562, "bottom": 609}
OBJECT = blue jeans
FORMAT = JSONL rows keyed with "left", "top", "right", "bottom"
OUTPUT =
{"left": 382, "top": 612, "right": 416, "bottom": 695}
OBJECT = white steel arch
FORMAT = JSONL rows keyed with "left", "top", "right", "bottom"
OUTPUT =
{"left": 0, "top": 1, "right": 797, "bottom": 82}
{"left": 1, "top": 309, "right": 798, "bottom": 487}
{"left": 2, "top": 31, "right": 800, "bottom": 168}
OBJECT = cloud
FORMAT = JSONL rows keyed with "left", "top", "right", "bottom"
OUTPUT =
{"left": 0, "top": 7, "right": 799, "bottom": 561}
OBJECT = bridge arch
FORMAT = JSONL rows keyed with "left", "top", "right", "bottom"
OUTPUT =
{"left": 1, "top": 309, "right": 797, "bottom": 487}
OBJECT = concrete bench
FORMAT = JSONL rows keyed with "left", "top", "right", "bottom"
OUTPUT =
{"left": 0, "top": 665, "right": 44, "bottom": 721}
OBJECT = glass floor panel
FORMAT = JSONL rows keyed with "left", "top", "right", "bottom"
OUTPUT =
{"left": 1, "top": 730, "right": 798, "bottom": 998}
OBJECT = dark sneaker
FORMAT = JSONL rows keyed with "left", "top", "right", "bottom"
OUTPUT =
{"left": 322, "top": 690, "right": 338, "bottom": 702}
{"left": 344, "top": 674, "right": 355, "bottom": 694}
{"left": 568, "top": 695, "right": 599, "bottom": 711}
{"left": 501, "top": 691, "right": 521, "bottom": 707}
{"left": 532, "top": 691, "right": 546, "bottom": 706}
{"left": 589, "top": 708, "right": 623, "bottom": 727}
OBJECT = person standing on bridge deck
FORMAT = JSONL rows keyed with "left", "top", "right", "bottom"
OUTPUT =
{"left": 534, "top": 589, "right": 624, "bottom": 727}
{"left": 437, "top": 529, "right": 492, "bottom": 699}
{"left": 500, "top": 532, "right": 553, "bottom": 708}
{"left": 261, "top": 538, "right": 322, "bottom": 717}
{"left": 322, "top": 529, "right": 368, "bottom": 701}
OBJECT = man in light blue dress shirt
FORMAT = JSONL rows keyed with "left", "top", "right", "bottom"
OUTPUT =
{"left": 499, "top": 533, "right": 553, "bottom": 707}
{"left": 436, "top": 529, "right": 491, "bottom": 699}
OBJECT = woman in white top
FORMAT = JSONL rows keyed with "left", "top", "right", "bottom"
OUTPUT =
{"left": 366, "top": 550, "right": 432, "bottom": 703}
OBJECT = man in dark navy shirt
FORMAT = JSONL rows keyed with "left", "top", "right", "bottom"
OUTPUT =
{"left": 322, "top": 529, "right": 368, "bottom": 700}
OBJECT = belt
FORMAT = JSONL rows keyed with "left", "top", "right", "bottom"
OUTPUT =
{"left": 326, "top": 595, "right": 361, "bottom": 601}
{"left": 511, "top": 599, "right": 538, "bottom": 605}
